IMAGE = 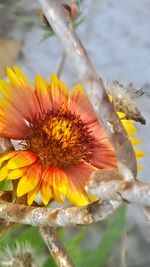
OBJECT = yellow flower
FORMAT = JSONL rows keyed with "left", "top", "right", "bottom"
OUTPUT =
{"left": 109, "top": 95, "right": 144, "bottom": 172}
{"left": 0, "top": 67, "right": 144, "bottom": 206}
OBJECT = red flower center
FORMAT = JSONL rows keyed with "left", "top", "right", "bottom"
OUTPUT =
{"left": 25, "top": 108, "right": 96, "bottom": 168}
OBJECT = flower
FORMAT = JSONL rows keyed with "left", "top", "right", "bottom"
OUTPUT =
{"left": 0, "top": 67, "right": 143, "bottom": 206}
{"left": 108, "top": 95, "right": 144, "bottom": 172}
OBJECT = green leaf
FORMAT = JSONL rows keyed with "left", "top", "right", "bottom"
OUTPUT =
{"left": 0, "top": 180, "right": 12, "bottom": 191}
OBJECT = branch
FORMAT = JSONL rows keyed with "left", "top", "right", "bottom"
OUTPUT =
{"left": 38, "top": 0, "right": 137, "bottom": 178}
{"left": 0, "top": 197, "right": 122, "bottom": 227}
{"left": 88, "top": 169, "right": 150, "bottom": 206}
{"left": 40, "top": 226, "right": 75, "bottom": 267}
{"left": 1, "top": 168, "right": 150, "bottom": 227}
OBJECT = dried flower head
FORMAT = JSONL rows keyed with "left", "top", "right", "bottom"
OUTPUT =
{"left": 106, "top": 80, "right": 146, "bottom": 125}
{"left": 0, "top": 241, "right": 40, "bottom": 267}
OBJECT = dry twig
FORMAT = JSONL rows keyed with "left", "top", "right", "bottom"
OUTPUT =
{"left": 0, "top": 197, "right": 122, "bottom": 227}
{"left": 40, "top": 226, "right": 75, "bottom": 267}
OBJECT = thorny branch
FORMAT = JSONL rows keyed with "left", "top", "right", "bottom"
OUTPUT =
{"left": 38, "top": 0, "right": 137, "bottom": 178}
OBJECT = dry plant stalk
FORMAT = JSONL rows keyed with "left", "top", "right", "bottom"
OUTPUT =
{"left": 40, "top": 226, "right": 75, "bottom": 267}
{"left": 0, "top": 195, "right": 122, "bottom": 227}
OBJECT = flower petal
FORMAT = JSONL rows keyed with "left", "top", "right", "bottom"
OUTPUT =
{"left": 130, "top": 137, "right": 141, "bottom": 146}
{"left": 0, "top": 98, "right": 30, "bottom": 139}
{"left": 7, "top": 151, "right": 37, "bottom": 169}
{"left": 40, "top": 168, "right": 53, "bottom": 206}
{"left": 64, "top": 162, "right": 96, "bottom": 206}
{"left": 50, "top": 74, "right": 69, "bottom": 109}
{"left": 137, "top": 165, "right": 143, "bottom": 171}
{"left": 35, "top": 75, "right": 52, "bottom": 112}
{"left": 4, "top": 66, "right": 41, "bottom": 122}
{"left": 121, "top": 119, "right": 137, "bottom": 135}
{"left": 135, "top": 149, "right": 145, "bottom": 159}
{"left": 0, "top": 151, "right": 20, "bottom": 169}
{"left": 17, "top": 162, "right": 41, "bottom": 197}
{"left": 90, "top": 146, "right": 117, "bottom": 169}
{"left": 7, "top": 167, "right": 27, "bottom": 180}
{"left": 0, "top": 165, "right": 8, "bottom": 181}
{"left": 117, "top": 112, "right": 126, "bottom": 119}
{"left": 27, "top": 184, "right": 40, "bottom": 205}
{"left": 69, "top": 84, "right": 97, "bottom": 124}
{"left": 87, "top": 121, "right": 117, "bottom": 169}
{"left": 51, "top": 167, "right": 68, "bottom": 203}
{"left": 7, "top": 66, "right": 29, "bottom": 86}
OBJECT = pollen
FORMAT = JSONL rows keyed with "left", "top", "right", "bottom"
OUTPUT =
{"left": 25, "top": 108, "right": 95, "bottom": 168}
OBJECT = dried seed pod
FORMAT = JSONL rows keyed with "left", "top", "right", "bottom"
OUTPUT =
{"left": 0, "top": 241, "right": 42, "bottom": 267}
{"left": 107, "top": 80, "right": 146, "bottom": 124}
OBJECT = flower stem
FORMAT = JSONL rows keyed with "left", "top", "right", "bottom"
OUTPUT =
{"left": 57, "top": 51, "right": 66, "bottom": 78}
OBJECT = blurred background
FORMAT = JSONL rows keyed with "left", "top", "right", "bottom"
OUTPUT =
{"left": 0, "top": 0, "right": 150, "bottom": 266}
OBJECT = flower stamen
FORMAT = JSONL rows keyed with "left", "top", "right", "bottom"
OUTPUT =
{"left": 25, "top": 108, "right": 95, "bottom": 168}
